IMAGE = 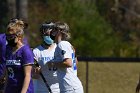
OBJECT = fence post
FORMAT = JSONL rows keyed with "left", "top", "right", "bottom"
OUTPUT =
{"left": 86, "top": 61, "right": 89, "bottom": 93}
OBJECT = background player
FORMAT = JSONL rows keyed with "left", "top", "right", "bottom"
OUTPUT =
{"left": 4, "top": 18, "right": 34, "bottom": 93}
{"left": 32, "top": 21, "right": 60, "bottom": 93}
{"left": 49, "top": 22, "right": 84, "bottom": 93}
{"left": 0, "top": 18, "right": 28, "bottom": 93}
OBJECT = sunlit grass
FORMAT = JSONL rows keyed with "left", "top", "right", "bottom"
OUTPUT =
{"left": 78, "top": 62, "right": 140, "bottom": 93}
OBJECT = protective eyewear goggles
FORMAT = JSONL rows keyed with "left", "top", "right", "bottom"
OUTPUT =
{"left": 41, "top": 28, "right": 52, "bottom": 36}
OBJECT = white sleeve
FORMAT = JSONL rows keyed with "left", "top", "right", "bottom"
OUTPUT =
{"left": 58, "top": 42, "right": 72, "bottom": 59}
{"left": 33, "top": 48, "right": 39, "bottom": 61}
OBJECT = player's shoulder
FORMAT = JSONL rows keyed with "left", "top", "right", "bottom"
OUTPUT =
{"left": 0, "top": 33, "right": 6, "bottom": 40}
{"left": 0, "top": 33, "right": 5, "bottom": 37}
{"left": 33, "top": 45, "right": 43, "bottom": 52}
{"left": 53, "top": 43, "right": 57, "bottom": 48}
{"left": 58, "top": 41, "right": 71, "bottom": 46}
{"left": 21, "top": 44, "right": 32, "bottom": 51}
{"left": 58, "top": 41, "right": 72, "bottom": 51}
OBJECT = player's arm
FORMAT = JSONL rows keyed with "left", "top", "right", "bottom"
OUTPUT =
{"left": 32, "top": 49, "right": 41, "bottom": 79}
{"left": 32, "top": 66, "right": 41, "bottom": 79}
{"left": 48, "top": 43, "right": 75, "bottom": 68}
{"left": 56, "top": 58, "right": 72, "bottom": 68}
{"left": 21, "top": 65, "right": 32, "bottom": 93}
{"left": 48, "top": 58, "right": 72, "bottom": 69}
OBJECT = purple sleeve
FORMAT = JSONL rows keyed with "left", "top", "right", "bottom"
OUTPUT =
{"left": 22, "top": 45, "right": 34, "bottom": 65}
{"left": 0, "top": 34, "right": 6, "bottom": 77}
{"left": 0, "top": 35, "right": 2, "bottom": 63}
{"left": 0, "top": 34, "right": 6, "bottom": 63}
{"left": 0, "top": 50, "right": 2, "bottom": 63}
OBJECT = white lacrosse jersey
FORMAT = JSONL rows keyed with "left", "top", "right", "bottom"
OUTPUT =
{"left": 33, "top": 44, "right": 60, "bottom": 93}
{"left": 54, "top": 41, "right": 83, "bottom": 91}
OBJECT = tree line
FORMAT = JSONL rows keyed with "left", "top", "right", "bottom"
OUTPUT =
{"left": 0, "top": 0, "right": 140, "bottom": 57}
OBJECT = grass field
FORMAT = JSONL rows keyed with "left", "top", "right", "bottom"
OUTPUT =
{"left": 77, "top": 62, "right": 140, "bottom": 93}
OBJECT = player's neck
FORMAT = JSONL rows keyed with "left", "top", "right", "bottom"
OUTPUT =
{"left": 12, "top": 43, "right": 24, "bottom": 54}
{"left": 41, "top": 43, "right": 55, "bottom": 51}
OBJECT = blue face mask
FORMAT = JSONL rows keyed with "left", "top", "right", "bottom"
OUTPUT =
{"left": 43, "top": 36, "right": 53, "bottom": 45}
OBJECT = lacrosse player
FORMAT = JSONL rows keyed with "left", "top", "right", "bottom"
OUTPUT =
{"left": 32, "top": 21, "right": 60, "bottom": 93}
{"left": 49, "top": 22, "right": 84, "bottom": 93}
{"left": 4, "top": 18, "right": 34, "bottom": 93}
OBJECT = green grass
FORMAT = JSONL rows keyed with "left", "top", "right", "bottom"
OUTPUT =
{"left": 78, "top": 62, "right": 140, "bottom": 93}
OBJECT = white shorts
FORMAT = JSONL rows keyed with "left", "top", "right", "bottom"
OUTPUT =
{"left": 33, "top": 79, "right": 60, "bottom": 93}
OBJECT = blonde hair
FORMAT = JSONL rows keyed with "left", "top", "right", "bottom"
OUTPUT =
{"left": 55, "top": 22, "right": 71, "bottom": 40}
{"left": 7, "top": 19, "right": 27, "bottom": 37}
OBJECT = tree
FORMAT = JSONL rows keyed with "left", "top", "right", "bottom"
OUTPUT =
{"left": 7, "top": 0, "right": 16, "bottom": 18}
{"left": 0, "top": 0, "right": 8, "bottom": 33}
{"left": 16, "top": 0, "right": 28, "bottom": 20}
{"left": 96, "top": 0, "right": 140, "bottom": 57}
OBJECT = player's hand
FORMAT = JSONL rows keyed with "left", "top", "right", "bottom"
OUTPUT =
{"left": 34, "top": 66, "right": 41, "bottom": 74}
{"left": 32, "top": 66, "right": 41, "bottom": 79}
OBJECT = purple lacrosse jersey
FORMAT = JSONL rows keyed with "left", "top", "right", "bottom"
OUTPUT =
{"left": 0, "top": 33, "right": 28, "bottom": 78}
{"left": 0, "top": 33, "right": 6, "bottom": 78}
{"left": 5, "top": 45, "right": 34, "bottom": 93}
